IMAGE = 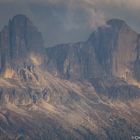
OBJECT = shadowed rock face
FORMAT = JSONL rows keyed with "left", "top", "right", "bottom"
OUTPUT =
{"left": 46, "top": 42, "right": 103, "bottom": 80}
{"left": 0, "top": 15, "right": 45, "bottom": 73}
{"left": 0, "top": 15, "right": 140, "bottom": 140}
{"left": 46, "top": 19, "right": 138, "bottom": 81}
{"left": 89, "top": 19, "right": 138, "bottom": 78}
{"left": 133, "top": 35, "right": 140, "bottom": 81}
{"left": 46, "top": 19, "right": 140, "bottom": 101}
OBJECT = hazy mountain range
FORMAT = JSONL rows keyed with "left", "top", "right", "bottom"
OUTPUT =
{"left": 0, "top": 15, "right": 140, "bottom": 140}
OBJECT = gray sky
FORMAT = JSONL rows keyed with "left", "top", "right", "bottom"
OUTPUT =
{"left": 0, "top": 0, "right": 140, "bottom": 47}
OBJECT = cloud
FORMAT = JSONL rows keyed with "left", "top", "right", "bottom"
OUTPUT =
{"left": 28, "top": 0, "right": 106, "bottom": 46}
{"left": 0, "top": 0, "right": 140, "bottom": 46}
{"left": 94, "top": 0, "right": 140, "bottom": 31}
{"left": 29, "top": 0, "right": 106, "bottom": 29}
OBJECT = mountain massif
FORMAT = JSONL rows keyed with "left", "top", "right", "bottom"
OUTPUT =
{"left": 0, "top": 15, "right": 140, "bottom": 140}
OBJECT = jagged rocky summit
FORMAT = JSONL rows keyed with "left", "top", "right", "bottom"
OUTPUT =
{"left": 46, "top": 18, "right": 140, "bottom": 100}
{"left": 0, "top": 15, "right": 140, "bottom": 140}
{"left": 0, "top": 15, "right": 45, "bottom": 78}
{"left": 46, "top": 18, "right": 139, "bottom": 81}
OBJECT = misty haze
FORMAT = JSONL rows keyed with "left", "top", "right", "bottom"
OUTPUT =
{"left": 0, "top": 0, "right": 140, "bottom": 140}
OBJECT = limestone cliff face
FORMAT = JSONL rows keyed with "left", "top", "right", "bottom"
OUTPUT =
{"left": 0, "top": 15, "right": 45, "bottom": 74}
{"left": 108, "top": 19, "right": 137, "bottom": 80}
{"left": 0, "top": 16, "right": 139, "bottom": 83}
{"left": 0, "top": 15, "right": 140, "bottom": 140}
{"left": 133, "top": 35, "right": 140, "bottom": 81}
{"left": 46, "top": 42, "right": 103, "bottom": 80}
{"left": 89, "top": 19, "right": 138, "bottom": 81}
{"left": 46, "top": 19, "right": 139, "bottom": 83}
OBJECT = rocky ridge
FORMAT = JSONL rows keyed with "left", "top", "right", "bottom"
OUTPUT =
{"left": 0, "top": 15, "right": 140, "bottom": 140}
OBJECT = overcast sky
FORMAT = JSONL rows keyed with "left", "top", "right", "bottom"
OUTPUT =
{"left": 0, "top": 0, "right": 140, "bottom": 46}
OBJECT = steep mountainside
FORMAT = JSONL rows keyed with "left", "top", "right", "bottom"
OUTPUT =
{"left": 0, "top": 15, "right": 45, "bottom": 77}
{"left": 0, "top": 15, "right": 140, "bottom": 140}
{"left": 46, "top": 19, "right": 140, "bottom": 101}
{"left": 46, "top": 19, "right": 139, "bottom": 82}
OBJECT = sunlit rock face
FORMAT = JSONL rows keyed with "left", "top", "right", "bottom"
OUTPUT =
{"left": 3, "top": 68, "right": 15, "bottom": 78}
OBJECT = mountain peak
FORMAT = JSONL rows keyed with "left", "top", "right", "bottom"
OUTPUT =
{"left": 12, "top": 14, "right": 30, "bottom": 21}
{"left": 0, "top": 14, "right": 45, "bottom": 72}
{"left": 9, "top": 14, "right": 32, "bottom": 27}
{"left": 106, "top": 18, "right": 127, "bottom": 28}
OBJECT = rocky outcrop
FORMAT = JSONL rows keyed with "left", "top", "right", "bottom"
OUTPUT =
{"left": 133, "top": 34, "right": 140, "bottom": 81}
{"left": 45, "top": 19, "right": 140, "bottom": 101}
{"left": 46, "top": 19, "right": 138, "bottom": 82}
{"left": 0, "top": 15, "right": 140, "bottom": 140}
{"left": 0, "top": 15, "right": 45, "bottom": 75}
{"left": 88, "top": 19, "right": 138, "bottom": 79}
{"left": 46, "top": 42, "right": 103, "bottom": 80}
